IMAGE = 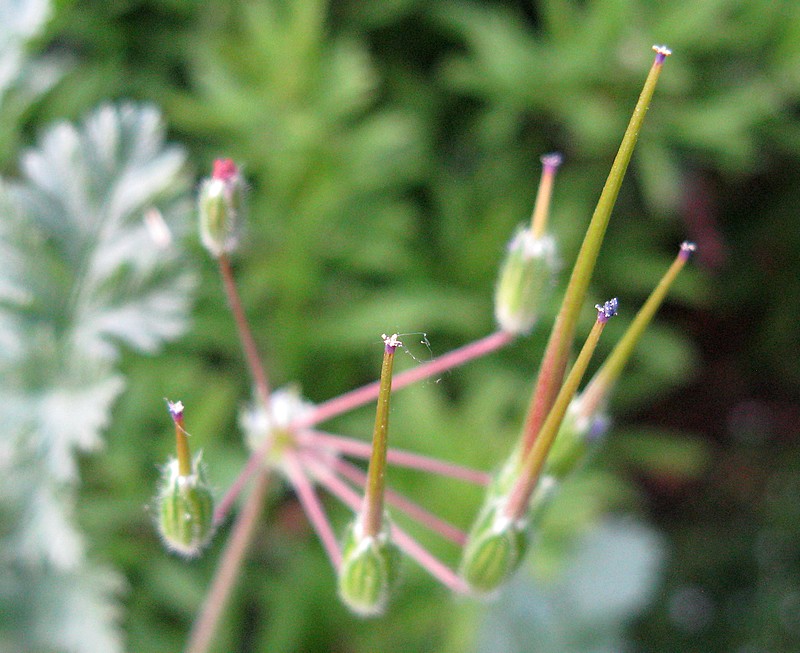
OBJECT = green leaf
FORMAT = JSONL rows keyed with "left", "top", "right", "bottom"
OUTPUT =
{"left": 0, "top": 102, "right": 194, "bottom": 653}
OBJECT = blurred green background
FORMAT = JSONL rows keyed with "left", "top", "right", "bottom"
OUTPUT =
{"left": 2, "top": 0, "right": 799, "bottom": 651}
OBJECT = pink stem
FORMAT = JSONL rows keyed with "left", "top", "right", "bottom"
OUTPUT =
{"left": 218, "top": 253, "right": 271, "bottom": 407}
{"left": 185, "top": 469, "right": 270, "bottom": 653}
{"left": 303, "top": 454, "right": 469, "bottom": 594}
{"left": 215, "top": 331, "right": 511, "bottom": 524}
{"left": 300, "top": 430, "right": 492, "bottom": 486}
{"left": 390, "top": 524, "right": 470, "bottom": 595}
{"left": 214, "top": 439, "right": 274, "bottom": 526}
{"left": 330, "top": 456, "right": 467, "bottom": 545}
{"left": 283, "top": 453, "right": 341, "bottom": 568}
{"left": 293, "top": 330, "right": 515, "bottom": 429}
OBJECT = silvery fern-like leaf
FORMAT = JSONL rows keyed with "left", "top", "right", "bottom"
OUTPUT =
{"left": 0, "top": 102, "right": 195, "bottom": 653}
{"left": 0, "top": 0, "right": 52, "bottom": 98}
{"left": 11, "top": 104, "right": 194, "bottom": 364}
{"left": 0, "top": 564, "right": 126, "bottom": 653}
{"left": 0, "top": 0, "right": 65, "bottom": 175}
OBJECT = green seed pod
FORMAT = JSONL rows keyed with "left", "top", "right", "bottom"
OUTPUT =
{"left": 157, "top": 457, "right": 215, "bottom": 558}
{"left": 460, "top": 501, "right": 529, "bottom": 595}
{"left": 337, "top": 520, "right": 400, "bottom": 617}
{"left": 198, "top": 158, "right": 245, "bottom": 257}
{"left": 525, "top": 474, "right": 559, "bottom": 522}
{"left": 544, "top": 398, "right": 609, "bottom": 480}
{"left": 494, "top": 230, "right": 558, "bottom": 334}
{"left": 543, "top": 401, "right": 590, "bottom": 479}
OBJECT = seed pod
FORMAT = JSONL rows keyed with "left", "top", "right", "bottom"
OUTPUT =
{"left": 494, "top": 230, "right": 558, "bottom": 334}
{"left": 525, "top": 474, "right": 559, "bottom": 522}
{"left": 542, "top": 401, "right": 591, "bottom": 480}
{"left": 460, "top": 501, "right": 529, "bottom": 595}
{"left": 337, "top": 520, "right": 400, "bottom": 617}
{"left": 157, "top": 457, "right": 215, "bottom": 558}
{"left": 198, "top": 158, "right": 245, "bottom": 257}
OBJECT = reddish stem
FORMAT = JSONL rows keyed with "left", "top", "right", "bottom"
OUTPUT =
{"left": 331, "top": 456, "right": 467, "bottom": 545}
{"left": 218, "top": 253, "right": 271, "bottom": 406}
{"left": 284, "top": 453, "right": 341, "bottom": 568}
{"left": 293, "top": 330, "right": 514, "bottom": 429}
{"left": 301, "top": 430, "right": 491, "bottom": 485}
{"left": 185, "top": 469, "right": 270, "bottom": 653}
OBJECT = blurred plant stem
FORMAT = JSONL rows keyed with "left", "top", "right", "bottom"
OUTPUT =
{"left": 186, "top": 469, "right": 271, "bottom": 653}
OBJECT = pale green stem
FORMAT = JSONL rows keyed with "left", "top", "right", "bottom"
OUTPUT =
{"left": 168, "top": 401, "right": 192, "bottom": 477}
{"left": 504, "top": 305, "right": 615, "bottom": 521}
{"left": 361, "top": 336, "right": 399, "bottom": 538}
{"left": 520, "top": 46, "right": 671, "bottom": 458}
{"left": 530, "top": 153, "right": 562, "bottom": 238}
{"left": 579, "top": 240, "right": 694, "bottom": 417}
{"left": 306, "top": 454, "right": 469, "bottom": 593}
{"left": 175, "top": 417, "right": 191, "bottom": 477}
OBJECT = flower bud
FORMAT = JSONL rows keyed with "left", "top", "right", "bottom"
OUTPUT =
{"left": 494, "top": 230, "right": 558, "bottom": 334}
{"left": 460, "top": 501, "right": 529, "bottom": 595}
{"left": 198, "top": 158, "right": 244, "bottom": 257}
{"left": 240, "top": 386, "right": 314, "bottom": 468}
{"left": 157, "top": 456, "right": 215, "bottom": 558}
{"left": 337, "top": 519, "right": 400, "bottom": 617}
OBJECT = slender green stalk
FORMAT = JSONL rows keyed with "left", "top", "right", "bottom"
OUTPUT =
{"left": 579, "top": 241, "right": 694, "bottom": 417}
{"left": 520, "top": 45, "right": 672, "bottom": 458}
{"left": 169, "top": 400, "right": 192, "bottom": 477}
{"left": 530, "top": 153, "right": 562, "bottom": 238}
{"left": 504, "top": 300, "right": 618, "bottom": 521}
{"left": 337, "top": 335, "right": 403, "bottom": 615}
{"left": 361, "top": 334, "right": 400, "bottom": 538}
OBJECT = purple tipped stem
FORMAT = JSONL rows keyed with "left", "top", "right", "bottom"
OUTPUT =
{"left": 595, "top": 297, "right": 619, "bottom": 323}
{"left": 383, "top": 332, "right": 402, "bottom": 354}
{"left": 679, "top": 241, "right": 697, "bottom": 261}
{"left": 652, "top": 44, "right": 672, "bottom": 65}
{"left": 540, "top": 152, "right": 563, "bottom": 173}
{"left": 167, "top": 399, "right": 184, "bottom": 423}
{"left": 361, "top": 334, "right": 401, "bottom": 538}
{"left": 167, "top": 399, "right": 192, "bottom": 477}
{"left": 531, "top": 152, "right": 563, "bottom": 237}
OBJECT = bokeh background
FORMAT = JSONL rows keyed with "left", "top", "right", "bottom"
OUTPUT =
{"left": 2, "top": 1, "right": 799, "bottom": 651}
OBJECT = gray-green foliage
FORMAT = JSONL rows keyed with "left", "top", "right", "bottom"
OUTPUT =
{"left": 0, "top": 0, "right": 66, "bottom": 170}
{"left": 0, "top": 103, "right": 194, "bottom": 652}
{"left": 0, "top": 0, "right": 51, "bottom": 97}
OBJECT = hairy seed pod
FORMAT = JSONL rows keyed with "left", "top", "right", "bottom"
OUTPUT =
{"left": 542, "top": 401, "right": 590, "bottom": 480}
{"left": 337, "top": 520, "right": 400, "bottom": 617}
{"left": 460, "top": 502, "right": 529, "bottom": 595}
{"left": 544, "top": 399, "right": 610, "bottom": 480}
{"left": 157, "top": 457, "right": 215, "bottom": 558}
{"left": 198, "top": 158, "right": 245, "bottom": 257}
{"left": 494, "top": 230, "right": 558, "bottom": 334}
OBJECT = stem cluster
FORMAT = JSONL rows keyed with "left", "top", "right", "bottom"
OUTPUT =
{"left": 154, "top": 45, "right": 694, "bottom": 652}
